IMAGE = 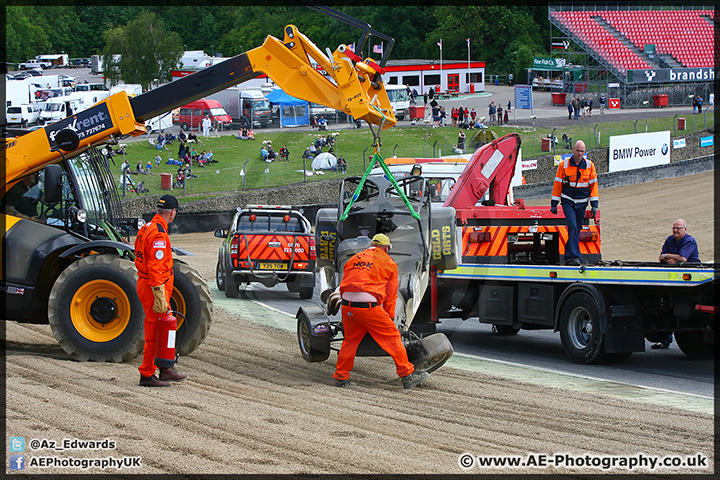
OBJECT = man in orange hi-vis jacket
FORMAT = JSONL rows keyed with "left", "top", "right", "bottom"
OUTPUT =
{"left": 134, "top": 195, "right": 187, "bottom": 387}
{"left": 550, "top": 140, "right": 599, "bottom": 266}
{"left": 333, "top": 234, "right": 430, "bottom": 390}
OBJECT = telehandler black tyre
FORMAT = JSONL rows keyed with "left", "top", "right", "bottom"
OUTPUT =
{"left": 408, "top": 333, "right": 454, "bottom": 374}
{"left": 171, "top": 261, "right": 213, "bottom": 356}
{"left": 48, "top": 255, "right": 145, "bottom": 362}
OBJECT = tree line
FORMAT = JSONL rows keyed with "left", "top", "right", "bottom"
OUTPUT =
{"left": 7, "top": 5, "right": 550, "bottom": 89}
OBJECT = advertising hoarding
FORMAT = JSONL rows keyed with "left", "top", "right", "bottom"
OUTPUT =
{"left": 608, "top": 131, "right": 671, "bottom": 173}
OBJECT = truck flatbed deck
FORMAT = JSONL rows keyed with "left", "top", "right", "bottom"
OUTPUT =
{"left": 440, "top": 262, "right": 716, "bottom": 287}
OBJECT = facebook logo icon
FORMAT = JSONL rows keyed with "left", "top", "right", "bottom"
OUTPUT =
{"left": 9, "top": 437, "right": 25, "bottom": 452}
{"left": 9, "top": 455, "right": 25, "bottom": 470}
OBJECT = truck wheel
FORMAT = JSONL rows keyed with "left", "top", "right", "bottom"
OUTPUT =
{"left": 239, "top": 118, "right": 249, "bottom": 129}
{"left": 408, "top": 333, "right": 454, "bottom": 374}
{"left": 299, "top": 286, "right": 314, "bottom": 299}
{"left": 492, "top": 324, "right": 520, "bottom": 335}
{"left": 181, "top": 122, "right": 189, "bottom": 131}
{"left": 297, "top": 310, "right": 329, "bottom": 362}
{"left": 170, "top": 261, "right": 213, "bottom": 356}
{"left": 559, "top": 292, "right": 608, "bottom": 364}
{"left": 675, "top": 331, "right": 713, "bottom": 359}
{"left": 225, "top": 270, "right": 239, "bottom": 298}
{"left": 216, "top": 261, "right": 225, "bottom": 291}
{"left": 48, "top": 255, "right": 144, "bottom": 362}
{"left": 286, "top": 275, "right": 299, "bottom": 292}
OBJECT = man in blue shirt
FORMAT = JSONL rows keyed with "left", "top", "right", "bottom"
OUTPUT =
{"left": 653, "top": 218, "right": 700, "bottom": 349}
{"left": 658, "top": 218, "right": 700, "bottom": 264}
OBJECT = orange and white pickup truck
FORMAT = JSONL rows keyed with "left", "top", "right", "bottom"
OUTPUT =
{"left": 215, "top": 205, "right": 316, "bottom": 299}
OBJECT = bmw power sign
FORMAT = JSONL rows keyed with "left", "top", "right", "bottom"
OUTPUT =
{"left": 46, "top": 103, "right": 114, "bottom": 150}
{"left": 608, "top": 131, "right": 671, "bottom": 173}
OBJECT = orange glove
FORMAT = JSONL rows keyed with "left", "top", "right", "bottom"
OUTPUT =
{"left": 152, "top": 286, "right": 168, "bottom": 313}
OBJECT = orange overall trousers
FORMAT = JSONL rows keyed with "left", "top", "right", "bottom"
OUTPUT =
{"left": 135, "top": 214, "right": 174, "bottom": 377}
{"left": 333, "top": 246, "right": 414, "bottom": 381}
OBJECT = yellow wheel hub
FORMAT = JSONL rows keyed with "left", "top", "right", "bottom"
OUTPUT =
{"left": 70, "top": 280, "right": 131, "bottom": 342}
{"left": 170, "top": 287, "right": 186, "bottom": 329}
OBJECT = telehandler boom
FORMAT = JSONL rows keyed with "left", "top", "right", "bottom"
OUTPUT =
{"left": 2, "top": 7, "right": 397, "bottom": 362}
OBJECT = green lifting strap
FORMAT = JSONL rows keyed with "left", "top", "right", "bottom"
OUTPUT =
{"left": 339, "top": 151, "right": 421, "bottom": 222}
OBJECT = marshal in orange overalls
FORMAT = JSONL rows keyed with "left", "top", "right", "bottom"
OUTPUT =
{"left": 134, "top": 213, "right": 174, "bottom": 377}
{"left": 333, "top": 245, "right": 415, "bottom": 381}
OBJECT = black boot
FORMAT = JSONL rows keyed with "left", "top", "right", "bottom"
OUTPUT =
{"left": 159, "top": 367, "right": 187, "bottom": 382}
{"left": 139, "top": 374, "right": 171, "bottom": 387}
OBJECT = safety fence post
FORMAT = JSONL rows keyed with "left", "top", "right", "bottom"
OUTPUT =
{"left": 593, "top": 124, "right": 598, "bottom": 148}
{"left": 240, "top": 159, "right": 250, "bottom": 189}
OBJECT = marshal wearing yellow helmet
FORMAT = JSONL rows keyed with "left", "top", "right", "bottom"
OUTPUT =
{"left": 333, "top": 234, "right": 429, "bottom": 389}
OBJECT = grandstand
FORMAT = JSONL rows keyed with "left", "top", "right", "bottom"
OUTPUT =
{"left": 547, "top": 4, "right": 716, "bottom": 108}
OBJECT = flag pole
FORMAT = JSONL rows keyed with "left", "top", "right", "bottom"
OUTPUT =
{"left": 467, "top": 38, "right": 471, "bottom": 93}
{"left": 439, "top": 39, "right": 443, "bottom": 93}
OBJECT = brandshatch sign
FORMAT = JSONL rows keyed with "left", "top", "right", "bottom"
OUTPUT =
{"left": 627, "top": 67, "right": 716, "bottom": 84}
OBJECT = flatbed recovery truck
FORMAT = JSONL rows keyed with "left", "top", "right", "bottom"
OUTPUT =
{"left": 382, "top": 134, "right": 716, "bottom": 364}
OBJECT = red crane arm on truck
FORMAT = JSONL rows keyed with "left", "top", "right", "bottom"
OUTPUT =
{"left": 442, "top": 133, "right": 521, "bottom": 211}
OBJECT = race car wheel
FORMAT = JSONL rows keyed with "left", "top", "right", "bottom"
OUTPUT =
{"left": 408, "top": 333, "right": 454, "bottom": 374}
{"left": 297, "top": 310, "right": 329, "bottom": 362}
{"left": 48, "top": 255, "right": 144, "bottom": 362}
{"left": 171, "top": 261, "right": 213, "bottom": 356}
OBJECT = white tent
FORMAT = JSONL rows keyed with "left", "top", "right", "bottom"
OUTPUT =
{"left": 311, "top": 152, "right": 337, "bottom": 170}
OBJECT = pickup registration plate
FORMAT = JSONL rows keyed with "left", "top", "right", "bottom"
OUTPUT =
{"left": 258, "top": 262, "right": 287, "bottom": 270}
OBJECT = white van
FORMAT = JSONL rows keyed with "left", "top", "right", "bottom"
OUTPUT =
{"left": 384, "top": 84, "right": 410, "bottom": 121}
{"left": 308, "top": 102, "right": 338, "bottom": 121}
{"left": 74, "top": 83, "right": 109, "bottom": 93}
{"left": 40, "top": 98, "right": 82, "bottom": 123}
{"left": 6, "top": 104, "right": 42, "bottom": 126}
